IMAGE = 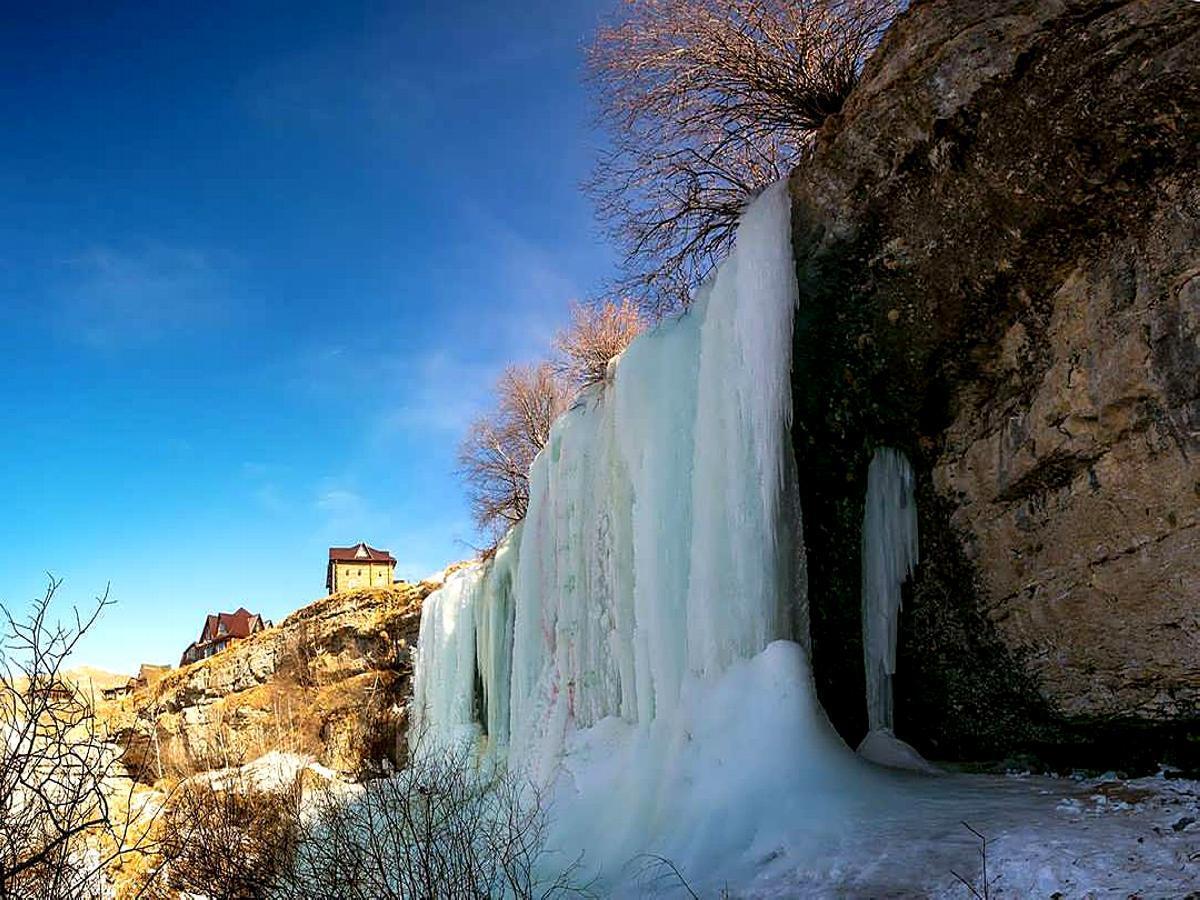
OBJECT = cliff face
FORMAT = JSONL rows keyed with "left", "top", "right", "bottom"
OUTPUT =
{"left": 790, "top": 0, "right": 1200, "bottom": 766}
{"left": 104, "top": 583, "right": 433, "bottom": 780}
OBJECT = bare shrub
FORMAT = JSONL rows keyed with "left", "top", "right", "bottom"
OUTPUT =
{"left": 588, "top": 0, "right": 900, "bottom": 312}
{"left": 132, "top": 736, "right": 591, "bottom": 899}
{"left": 0, "top": 578, "right": 165, "bottom": 899}
{"left": 552, "top": 299, "right": 647, "bottom": 388}
{"left": 150, "top": 769, "right": 302, "bottom": 900}
{"left": 458, "top": 363, "right": 569, "bottom": 545}
{"left": 950, "top": 821, "right": 998, "bottom": 899}
{"left": 278, "top": 739, "right": 592, "bottom": 900}
{"left": 628, "top": 853, "right": 732, "bottom": 899}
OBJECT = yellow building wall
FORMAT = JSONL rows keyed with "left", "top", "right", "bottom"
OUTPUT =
{"left": 332, "top": 561, "right": 395, "bottom": 592}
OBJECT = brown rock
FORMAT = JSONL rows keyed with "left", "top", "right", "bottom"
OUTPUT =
{"left": 789, "top": 0, "right": 1200, "bottom": 761}
{"left": 107, "top": 583, "right": 435, "bottom": 781}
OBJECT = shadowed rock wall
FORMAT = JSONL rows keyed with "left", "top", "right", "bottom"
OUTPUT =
{"left": 790, "top": 0, "right": 1200, "bottom": 769}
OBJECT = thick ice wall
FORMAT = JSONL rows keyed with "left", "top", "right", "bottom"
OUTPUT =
{"left": 413, "top": 181, "right": 804, "bottom": 780}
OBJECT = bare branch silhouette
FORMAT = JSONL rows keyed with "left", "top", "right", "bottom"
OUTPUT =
{"left": 588, "top": 0, "right": 900, "bottom": 312}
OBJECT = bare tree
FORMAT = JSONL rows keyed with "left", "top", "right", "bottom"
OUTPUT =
{"left": 458, "top": 363, "right": 569, "bottom": 545}
{"left": 588, "top": 0, "right": 900, "bottom": 312}
{"left": 552, "top": 299, "right": 646, "bottom": 388}
{"left": 0, "top": 579, "right": 165, "bottom": 899}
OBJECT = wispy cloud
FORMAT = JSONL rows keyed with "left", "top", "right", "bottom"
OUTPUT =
{"left": 315, "top": 486, "right": 368, "bottom": 523}
{"left": 239, "top": 462, "right": 295, "bottom": 516}
{"left": 55, "top": 243, "right": 230, "bottom": 349}
{"left": 288, "top": 342, "right": 495, "bottom": 444}
{"left": 240, "top": 38, "right": 436, "bottom": 135}
{"left": 455, "top": 201, "right": 582, "bottom": 356}
{"left": 376, "top": 350, "right": 493, "bottom": 437}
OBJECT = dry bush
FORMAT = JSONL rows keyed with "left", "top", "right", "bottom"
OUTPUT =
{"left": 458, "top": 363, "right": 569, "bottom": 545}
{"left": 133, "top": 738, "right": 590, "bottom": 899}
{"left": 149, "top": 770, "right": 302, "bottom": 900}
{"left": 0, "top": 579, "right": 165, "bottom": 899}
{"left": 278, "top": 739, "right": 592, "bottom": 900}
{"left": 588, "top": 0, "right": 900, "bottom": 312}
{"left": 552, "top": 299, "right": 646, "bottom": 388}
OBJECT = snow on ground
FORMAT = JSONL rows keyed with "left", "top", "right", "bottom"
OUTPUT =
{"left": 192, "top": 750, "right": 318, "bottom": 792}
{"left": 737, "top": 771, "right": 1200, "bottom": 898}
{"left": 530, "top": 641, "right": 1199, "bottom": 897}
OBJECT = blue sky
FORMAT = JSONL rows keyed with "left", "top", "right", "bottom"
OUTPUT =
{"left": 0, "top": 0, "right": 618, "bottom": 673}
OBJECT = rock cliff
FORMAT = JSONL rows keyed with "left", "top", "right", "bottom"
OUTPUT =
{"left": 103, "top": 582, "right": 433, "bottom": 780}
{"left": 789, "top": 0, "right": 1199, "bottom": 768}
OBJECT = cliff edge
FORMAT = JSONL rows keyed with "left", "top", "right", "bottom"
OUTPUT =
{"left": 103, "top": 582, "right": 435, "bottom": 780}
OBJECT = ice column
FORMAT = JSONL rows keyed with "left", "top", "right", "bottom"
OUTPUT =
{"left": 860, "top": 447, "right": 918, "bottom": 735}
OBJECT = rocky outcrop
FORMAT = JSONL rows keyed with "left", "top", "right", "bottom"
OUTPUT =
{"left": 789, "top": 0, "right": 1199, "bottom": 767}
{"left": 103, "top": 583, "right": 434, "bottom": 781}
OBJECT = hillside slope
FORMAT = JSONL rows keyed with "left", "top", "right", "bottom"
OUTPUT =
{"left": 102, "top": 582, "right": 435, "bottom": 781}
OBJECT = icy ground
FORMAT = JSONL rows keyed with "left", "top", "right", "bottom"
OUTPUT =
{"left": 735, "top": 772, "right": 1200, "bottom": 898}
{"left": 527, "top": 641, "right": 1200, "bottom": 899}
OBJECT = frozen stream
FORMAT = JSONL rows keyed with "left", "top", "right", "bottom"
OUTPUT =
{"left": 739, "top": 767, "right": 1200, "bottom": 897}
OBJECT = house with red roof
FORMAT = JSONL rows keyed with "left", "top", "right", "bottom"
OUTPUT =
{"left": 327, "top": 541, "right": 396, "bottom": 594}
{"left": 180, "top": 607, "right": 269, "bottom": 666}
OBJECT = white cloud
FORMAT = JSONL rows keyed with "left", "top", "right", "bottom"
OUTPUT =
{"left": 56, "top": 243, "right": 231, "bottom": 349}
{"left": 316, "top": 487, "right": 368, "bottom": 521}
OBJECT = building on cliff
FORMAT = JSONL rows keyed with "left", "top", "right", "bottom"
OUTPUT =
{"left": 101, "top": 682, "right": 130, "bottom": 701}
{"left": 326, "top": 542, "right": 396, "bottom": 594}
{"left": 102, "top": 664, "right": 170, "bottom": 700}
{"left": 132, "top": 663, "right": 170, "bottom": 689}
{"left": 180, "top": 608, "right": 269, "bottom": 666}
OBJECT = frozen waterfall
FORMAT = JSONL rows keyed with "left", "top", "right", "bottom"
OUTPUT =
{"left": 411, "top": 181, "right": 878, "bottom": 884}
{"left": 405, "top": 180, "right": 1195, "bottom": 900}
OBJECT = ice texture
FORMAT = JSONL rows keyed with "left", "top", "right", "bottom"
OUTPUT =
{"left": 409, "top": 183, "right": 1199, "bottom": 893}
{"left": 860, "top": 447, "right": 918, "bottom": 735}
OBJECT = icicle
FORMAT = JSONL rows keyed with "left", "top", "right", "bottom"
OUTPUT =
{"left": 412, "top": 181, "right": 803, "bottom": 770}
{"left": 857, "top": 447, "right": 936, "bottom": 773}
{"left": 860, "top": 447, "right": 918, "bottom": 734}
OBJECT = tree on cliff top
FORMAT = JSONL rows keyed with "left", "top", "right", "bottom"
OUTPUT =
{"left": 588, "top": 0, "right": 900, "bottom": 313}
{"left": 458, "top": 363, "right": 569, "bottom": 546}
{"left": 552, "top": 298, "right": 646, "bottom": 388}
{"left": 459, "top": 300, "right": 645, "bottom": 548}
